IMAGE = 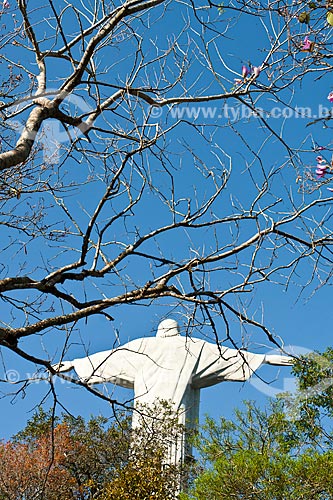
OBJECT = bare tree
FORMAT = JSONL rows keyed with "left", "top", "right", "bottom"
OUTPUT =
{"left": 0, "top": 0, "right": 332, "bottom": 404}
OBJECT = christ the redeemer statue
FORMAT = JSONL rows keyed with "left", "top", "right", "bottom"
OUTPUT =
{"left": 54, "top": 318, "right": 293, "bottom": 463}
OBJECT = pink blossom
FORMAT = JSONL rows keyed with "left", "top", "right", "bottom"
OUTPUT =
{"left": 252, "top": 66, "right": 261, "bottom": 78}
{"left": 242, "top": 65, "right": 249, "bottom": 78}
{"left": 301, "top": 36, "right": 314, "bottom": 52}
{"left": 3, "top": 1, "right": 10, "bottom": 8}
{"left": 316, "top": 164, "right": 328, "bottom": 178}
{"left": 316, "top": 156, "right": 325, "bottom": 163}
{"left": 327, "top": 91, "right": 333, "bottom": 103}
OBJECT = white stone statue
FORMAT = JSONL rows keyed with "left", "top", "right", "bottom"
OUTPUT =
{"left": 53, "top": 318, "right": 293, "bottom": 463}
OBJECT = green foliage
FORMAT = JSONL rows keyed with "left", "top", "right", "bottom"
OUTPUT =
{"left": 100, "top": 452, "right": 178, "bottom": 500}
{"left": 183, "top": 348, "right": 333, "bottom": 500}
{"left": 183, "top": 448, "right": 333, "bottom": 499}
{"left": 13, "top": 406, "right": 58, "bottom": 443}
{"left": 61, "top": 412, "right": 131, "bottom": 490}
{"left": 286, "top": 349, "right": 333, "bottom": 445}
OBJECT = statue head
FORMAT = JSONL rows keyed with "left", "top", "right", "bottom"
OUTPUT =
{"left": 156, "top": 318, "right": 180, "bottom": 338}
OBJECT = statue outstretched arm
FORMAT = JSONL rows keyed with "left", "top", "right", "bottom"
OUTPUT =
{"left": 191, "top": 342, "right": 266, "bottom": 388}
{"left": 52, "top": 360, "right": 74, "bottom": 372}
{"left": 51, "top": 338, "right": 148, "bottom": 388}
{"left": 192, "top": 342, "right": 294, "bottom": 389}
{"left": 263, "top": 354, "right": 294, "bottom": 366}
